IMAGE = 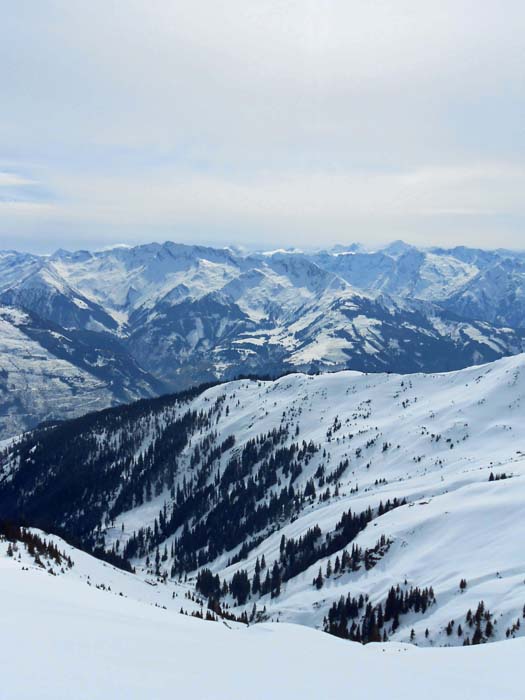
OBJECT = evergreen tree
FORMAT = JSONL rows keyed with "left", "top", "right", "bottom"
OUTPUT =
{"left": 271, "top": 561, "right": 281, "bottom": 598}
{"left": 314, "top": 567, "right": 324, "bottom": 590}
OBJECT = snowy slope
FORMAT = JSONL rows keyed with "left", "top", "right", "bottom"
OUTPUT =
{"left": 2, "top": 354, "right": 525, "bottom": 646}
{"left": 163, "top": 356, "right": 525, "bottom": 645}
{"left": 0, "top": 527, "right": 206, "bottom": 618}
{"left": 0, "top": 532, "right": 523, "bottom": 700}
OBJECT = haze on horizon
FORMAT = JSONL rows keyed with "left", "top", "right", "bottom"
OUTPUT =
{"left": 1, "top": 1, "right": 524, "bottom": 253}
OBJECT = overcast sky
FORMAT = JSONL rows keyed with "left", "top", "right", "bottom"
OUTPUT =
{"left": 1, "top": 1, "right": 524, "bottom": 253}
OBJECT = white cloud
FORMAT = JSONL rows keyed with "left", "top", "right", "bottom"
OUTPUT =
{"left": 0, "top": 162, "right": 515, "bottom": 250}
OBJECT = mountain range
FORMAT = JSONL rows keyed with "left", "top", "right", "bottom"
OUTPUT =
{"left": 1, "top": 240, "right": 525, "bottom": 436}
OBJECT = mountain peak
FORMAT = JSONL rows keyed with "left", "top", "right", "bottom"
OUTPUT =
{"left": 381, "top": 240, "right": 416, "bottom": 257}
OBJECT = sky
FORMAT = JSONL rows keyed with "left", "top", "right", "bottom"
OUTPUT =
{"left": 0, "top": 0, "right": 524, "bottom": 253}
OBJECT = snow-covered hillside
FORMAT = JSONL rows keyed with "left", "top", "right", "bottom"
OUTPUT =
{"left": 1, "top": 528, "right": 523, "bottom": 700}
{"left": 2, "top": 354, "right": 525, "bottom": 647}
{"left": 0, "top": 524, "right": 207, "bottom": 617}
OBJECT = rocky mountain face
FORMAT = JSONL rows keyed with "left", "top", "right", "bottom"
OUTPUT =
{"left": 1, "top": 241, "right": 524, "bottom": 437}
{"left": 0, "top": 305, "right": 165, "bottom": 437}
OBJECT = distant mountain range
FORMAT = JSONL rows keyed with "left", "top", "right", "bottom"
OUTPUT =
{"left": 1, "top": 240, "right": 525, "bottom": 436}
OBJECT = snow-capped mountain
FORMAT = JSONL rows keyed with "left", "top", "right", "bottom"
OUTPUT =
{"left": 0, "top": 264, "right": 119, "bottom": 333}
{"left": 307, "top": 244, "right": 479, "bottom": 301}
{"left": 1, "top": 240, "right": 525, "bottom": 436}
{"left": 306, "top": 241, "right": 525, "bottom": 310}
{"left": 442, "top": 257, "right": 525, "bottom": 329}
{"left": 2, "top": 354, "right": 525, "bottom": 648}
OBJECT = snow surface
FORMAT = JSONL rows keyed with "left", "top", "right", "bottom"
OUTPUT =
{"left": 0, "top": 539, "right": 523, "bottom": 700}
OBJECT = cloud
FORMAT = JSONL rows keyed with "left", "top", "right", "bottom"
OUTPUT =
{"left": 0, "top": 161, "right": 517, "bottom": 251}
{"left": 0, "top": 1, "right": 523, "bottom": 251}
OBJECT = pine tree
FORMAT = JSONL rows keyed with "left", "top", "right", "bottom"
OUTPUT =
{"left": 252, "top": 568, "right": 261, "bottom": 594}
{"left": 472, "top": 625, "right": 483, "bottom": 645}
